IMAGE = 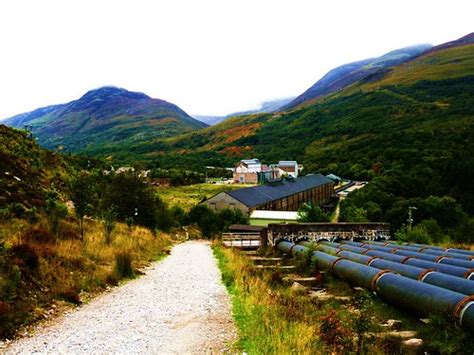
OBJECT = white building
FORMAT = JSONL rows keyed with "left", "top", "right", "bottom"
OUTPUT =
{"left": 277, "top": 161, "right": 299, "bottom": 178}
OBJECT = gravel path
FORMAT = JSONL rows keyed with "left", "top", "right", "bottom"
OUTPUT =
{"left": 4, "top": 241, "right": 237, "bottom": 354}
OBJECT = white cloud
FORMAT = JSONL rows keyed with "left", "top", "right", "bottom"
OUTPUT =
{"left": 0, "top": 0, "right": 472, "bottom": 118}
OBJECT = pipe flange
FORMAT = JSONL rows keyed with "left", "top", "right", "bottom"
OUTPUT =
{"left": 390, "top": 248, "right": 400, "bottom": 254}
{"left": 362, "top": 249, "right": 370, "bottom": 255}
{"left": 330, "top": 257, "right": 346, "bottom": 271}
{"left": 371, "top": 270, "right": 392, "bottom": 292}
{"left": 463, "top": 269, "right": 474, "bottom": 279}
{"left": 453, "top": 295, "right": 474, "bottom": 326}
{"left": 417, "top": 268, "right": 436, "bottom": 281}
{"left": 401, "top": 256, "right": 412, "bottom": 264}
{"left": 435, "top": 256, "right": 447, "bottom": 263}
{"left": 365, "top": 257, "right": 379, "bottom": 266}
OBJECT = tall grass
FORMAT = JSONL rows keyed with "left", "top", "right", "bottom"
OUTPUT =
{"left": 213, "top": 245, "right": 324, "bottom": 354}
{"left": 0, "top": 218, "right": 172, "bottom": 338}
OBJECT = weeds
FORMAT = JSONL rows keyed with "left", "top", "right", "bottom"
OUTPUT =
{"left": 0, "top": 218, "right": 172, "bottom": 339}
{"left": 114, "top": 252, "right": 134, "bottom": 278}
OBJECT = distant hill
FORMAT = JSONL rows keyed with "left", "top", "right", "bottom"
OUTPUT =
{"left": 282, "top": 44, "right": 432, "bottom": 110}
{"left": 3, "top": 87, "right": 207, "bottom": 156}
{"left": 194, "top": 97, "right": 294, "bottom": 125}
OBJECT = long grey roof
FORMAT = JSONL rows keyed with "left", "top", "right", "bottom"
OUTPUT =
{"left": 227, "top": 174, "right": 332, "bottom": 208}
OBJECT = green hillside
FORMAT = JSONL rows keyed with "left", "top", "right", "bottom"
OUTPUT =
{"left": 127, "top": 39, "right": 474, "bottom": 239}
{"left": 0, "top": 125, "right": 66, "bottom": 217}
{"left": 3, "top": 87, "right": 206, "bottom": 158}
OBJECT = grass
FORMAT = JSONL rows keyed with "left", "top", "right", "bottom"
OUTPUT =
{"left": 213, "top": 243, "right": 474, "bottom": 354}
{"left": 0, "top": 217, "right": 172, "bottom": 338}
{"left": 155, "top": 183, "right": 251, "bottom": 210}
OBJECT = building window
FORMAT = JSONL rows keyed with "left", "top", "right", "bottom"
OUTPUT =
{"left": 230, "top": 203, "right": 235, "bottom": 209}
{"left": 210, "top": 203, "right": 216, "bottom": 210}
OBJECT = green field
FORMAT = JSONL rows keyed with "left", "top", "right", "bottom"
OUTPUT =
{"left": 155, "top": 183, "right": 252, "bottom": 210}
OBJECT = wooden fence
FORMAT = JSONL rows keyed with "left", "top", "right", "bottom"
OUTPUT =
{"left": 222, "top": 232, "right": 261, "bottom": 249}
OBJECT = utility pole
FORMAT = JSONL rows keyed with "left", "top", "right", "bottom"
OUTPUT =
{"left": 407, "top": 206, "right": 417, "bottom": 231}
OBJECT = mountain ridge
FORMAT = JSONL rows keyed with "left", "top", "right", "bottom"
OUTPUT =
{"left": 282, "top": 44, "right": 432, "bottom": 110}
{"left": 3, "top": 86, "right": 207, "bottom": 154}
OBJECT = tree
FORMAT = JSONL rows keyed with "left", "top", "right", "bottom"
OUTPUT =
{"left": 101, "top": 171, "right": 172, "bottom": 232}
{"left": 102, "top": 207, "right": 117, "bottom": 245}
{"left": 45, "top": 190, "right": 68, "bottom": 236}
{"left": 69, "top": 172, "right": 95, "bottom": 240}
{"left": 297, "top": 203, "right": 329, "bottom": 222}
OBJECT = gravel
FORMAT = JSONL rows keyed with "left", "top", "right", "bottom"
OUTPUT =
{"left": 4, "top": 241, "right": 237, "bottom": 354}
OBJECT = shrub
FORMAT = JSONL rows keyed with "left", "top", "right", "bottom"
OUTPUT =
{"left": 319, "top": 309, "right": 353, "bottom": 352}
{"left": 45, "top": 190, "right": 68, "bottom": 235}
{"left": 298, "top": 203, "right": 329, "bottom": 222}
{"left": 114, "top": 251, "right": 134, "bottom": 278}
{"left": 102, "top": 208, "right": 117, "bottom": 244}
{"left": 23, "top": 226, "right": 56, "bottom": 244}
{"left": 59, "top": 288, "right": 81, "bottom": 305}
{"left": 10, "top": 244, "right": 39, "bottom": 271}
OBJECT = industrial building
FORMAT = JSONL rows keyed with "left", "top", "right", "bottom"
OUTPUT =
{"left": 232, "top": 159, "right": 301, "bottom": 184}
{"left": 203, "top": 174, "right": 334, "bottom": 213}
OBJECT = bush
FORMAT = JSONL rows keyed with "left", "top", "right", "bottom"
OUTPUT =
{"left": 102, "top": 208, "right": 117, "bottom": 244}
{"left": 114, "top": 251, "right": 134, "bottom": 278}
{"left": 22, "top": 226, "right": 56, "bottom": 244}
{"left": 297, "top": 203, "right": 329, "bottom": 222}
{"left": 10, "top": 244, "right": 39, "bottom": 271}
{"left": 187, "top": 205, "right": 249, "bottom": 238}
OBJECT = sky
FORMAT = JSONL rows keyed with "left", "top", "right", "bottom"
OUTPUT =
{"left": 0, "top": 0, "right": 472, "bottom": 118}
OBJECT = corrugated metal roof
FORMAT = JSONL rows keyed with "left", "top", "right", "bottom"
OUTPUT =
{"left": 227, "top": 174, "right": 332, "bottom": 208}
{"left": 241, "top": 159, "right": 260, "bottom": 165}
{"left": 250, "top": 210, "right": 299, "bottom": 220}
{"left": 278, "top": 161, "right": 297, "bottom": 167}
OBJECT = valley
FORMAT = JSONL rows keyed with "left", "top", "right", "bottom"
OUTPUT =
{"left": 1, "top": 31, "right": 474, "bottom": 354}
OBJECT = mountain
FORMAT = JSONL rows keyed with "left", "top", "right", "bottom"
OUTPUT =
{"left": 3, "top": 86, "right": 207, "bottom": 156}
{"left": 194, "top": 97, "right": 294, "bottom": 125}
{"left": 282, "top": 44, "right": 432, "bottom": 110}
{"left": 131, "top": 34, "right": 474, "bottom": 221}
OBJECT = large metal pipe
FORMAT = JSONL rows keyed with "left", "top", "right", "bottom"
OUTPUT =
{"left": 384, "top": 240, "right": 474, "bottom": 256}
{"left": 339, "top": 241, "right": 474, "bottom": 278}
{"left": 277, "top": 241, "right": 474, "bottom": 333}
{"left": 361, "top": 240, "right": 474, "bottom": 261}
{"left": 316, "top": 244, "right": 474, "bottom": 295}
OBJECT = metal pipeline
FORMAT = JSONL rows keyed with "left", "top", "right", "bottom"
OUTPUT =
{"left": 316, "top": 244, "right": 474, "bottom": 295}
{"left": 338, "top": 241, "right": 474, "bottom": 279}
{"left": 277, "top": 241, "right": 474, "bottom": 333}
{"left": 385, "top": 241, "right": 474, "bottom": 257}
{"left": 361, "top": 240, "right": 474, "bottom": 261}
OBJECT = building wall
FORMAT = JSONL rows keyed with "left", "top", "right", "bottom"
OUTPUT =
{"left": 203, "top": 181, "right": 334, "bottom": 214}
{"left": 235, "top": 162, "right": 261, "bottom": 173}
{"left": 202, "top": 192, "right": 249, "bottom": 213}
{"left": 256, "top": 181, "right": 334, "bottom": 211}
{"left": 233, "top": 172, "right": 258, "bottom": 184}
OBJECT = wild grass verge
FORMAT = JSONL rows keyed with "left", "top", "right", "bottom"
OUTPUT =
{"left": 0, "top": 218, "right": 172, "bottom": 339}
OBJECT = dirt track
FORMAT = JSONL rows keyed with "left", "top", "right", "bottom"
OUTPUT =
{"left": 4, "top": 241, "right": 236, "bottom": 354}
